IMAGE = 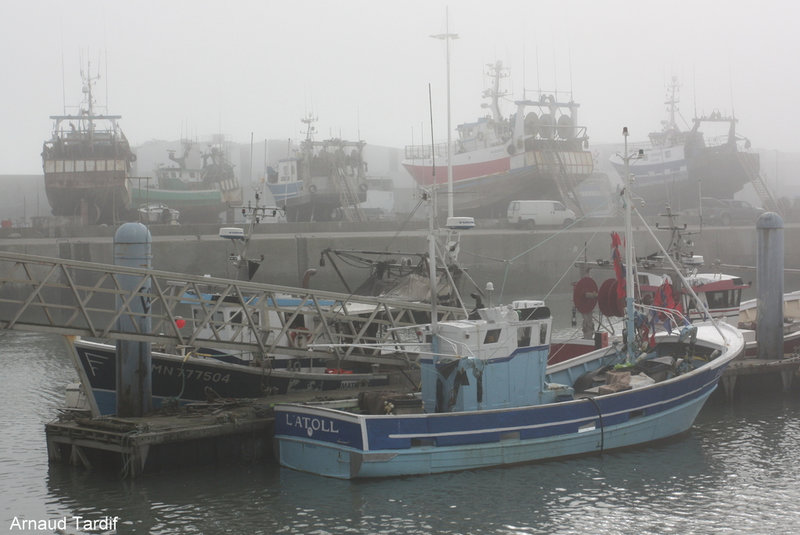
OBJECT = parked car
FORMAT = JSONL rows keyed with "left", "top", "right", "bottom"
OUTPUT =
{"left": 718, "top": 199, "right": 764, "bottom": 225}
{"left": 507, "top": 200, "right": 576, "bottom": 228}
{"left": 138, "top": 203, "right": 180, "bottom": 224}
{"left": 680, "top": 197, "right": 762, "bottom": 226}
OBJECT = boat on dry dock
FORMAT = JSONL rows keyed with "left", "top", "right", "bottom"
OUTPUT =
{"left": 402, "top": 61, "right": 595, "bottom": 219}
{"left": 41, "top": 63, "right": 136, "bottom": 224}
{"left": 608, "top": 77, "right": 760, "bottom": 213}
{"left": 266, "top": 115, "right": 368, "bottom": 222}
{"left": 130, "top": 138, "right": 243, "bottom": 224}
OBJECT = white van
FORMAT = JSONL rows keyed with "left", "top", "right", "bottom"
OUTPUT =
{"left": 507, "top": 200, "right": 576, "bottom": 228}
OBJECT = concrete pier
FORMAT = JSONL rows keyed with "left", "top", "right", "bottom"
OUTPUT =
{"left": 720, "top": 355, "right": 800, "bottom": 402}
{"left": 44, "top": 387, "right": 386, "bottom": 478}
{"left": 46, "top": 403, "right": 272, "bottom": 478}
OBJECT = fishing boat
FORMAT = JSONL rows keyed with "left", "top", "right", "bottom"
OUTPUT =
{"left": 66, "top": 205, "right": 387, "bottom": 417}
{"left": 738, "top": 290, "right": 800, "bottom": 357}
{"left": 272, "top": 138, "right": 744, "bottom": 479}
{"left": 553, "top": 209, "right": 749, "bottom": 364}
{"left": 68, "top": 280, "right": 398, "bottom": 417}
{"left": 130, "top": 138, "right": 243, "bottom": 223}
{"left": 266, "top": 115, "right": 368, "bottom": 222}
{"left": 608, "top": 77, "right": 759, "bottom": 213}
{"left": 402, "top": 61, "right": 595, "bottom": 219}
{"left": 41, "top": 63, "right": 136, "bottom": 224}
{"left": 71, "top": 338, "right": 389, "bottom": 417}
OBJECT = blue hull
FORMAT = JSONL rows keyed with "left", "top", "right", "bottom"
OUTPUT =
{"left": 277, "top": 387, "right": 713, "bottom": 479}
{"left": 274, "top": 345, "right": 730, "bottom": 479}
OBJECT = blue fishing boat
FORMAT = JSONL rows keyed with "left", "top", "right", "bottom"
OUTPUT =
{"left": 71, "top": 338, "right": 388, "bottom": 417}
{"left": 265, "top": 115, "right": 368, "bottom": 222}
{"left": 272, "top": 130, "right": 745, "bottom": 480}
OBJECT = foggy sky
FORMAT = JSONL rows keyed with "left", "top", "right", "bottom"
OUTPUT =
{"left": 2, "top": 0, "right": 798, "bottom": 175}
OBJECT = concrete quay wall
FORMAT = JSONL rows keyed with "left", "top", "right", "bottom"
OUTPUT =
{"left": 0, "top": 221, "right": 796, "bottom": 301}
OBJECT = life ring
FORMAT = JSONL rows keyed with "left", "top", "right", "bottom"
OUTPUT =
{"left": 507, "top": 144, "right": 516, "bottom": 155}
{"left": 289, "top": 327, "right": 310, "bottom": 348}
{"left": 308, "top": 184, "right": 317, "bottom": 194}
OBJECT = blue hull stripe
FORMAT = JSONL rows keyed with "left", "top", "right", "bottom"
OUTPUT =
{"left": 275, "top": 368, "right": 722, "bottom": 454}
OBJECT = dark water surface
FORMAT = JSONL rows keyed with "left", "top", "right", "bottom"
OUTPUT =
{"left": 2, "top": 331, "right": 800, "bottom": 535}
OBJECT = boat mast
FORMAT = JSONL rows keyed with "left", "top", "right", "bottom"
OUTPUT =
{"left": 621, "top": 127, "right": 642, "bottom": 363}
{"left": 665, "top": 76, "right": 679, "bottom": 132}
{"left": 80, "top": 60, "right": 100, "bottom": 140}
{"left": 426, "top": 189, "right": 439, "bottom": 357}
{"left": 431, "top": 8, "right": 458, "bottom": 220}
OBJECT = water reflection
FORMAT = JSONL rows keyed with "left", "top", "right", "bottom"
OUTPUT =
{"left": 3, "top": 333, "right": 800, "bottom": 534}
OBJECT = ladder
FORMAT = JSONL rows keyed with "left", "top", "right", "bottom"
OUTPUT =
{"left": 335, "top": 167, "right": 366, "bottom": 222}
{"left": 540, "top": 149, "right": 584, "bottom": 217}
{"left": 738, "top": 152, "right": 784, "bottom": 216}
{"left": 751, "top": 172, "right": 783, "bottom": 216}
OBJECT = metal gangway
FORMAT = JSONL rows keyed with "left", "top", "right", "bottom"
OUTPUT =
{"left": 0, "top": 250, "right": 467, "bottom": 367}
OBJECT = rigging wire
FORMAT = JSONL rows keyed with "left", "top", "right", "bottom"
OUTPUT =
{"left": 457, "top": 207, "right": 614, "bottom": 302}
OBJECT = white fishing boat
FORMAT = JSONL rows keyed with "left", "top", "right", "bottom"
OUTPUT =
{"left": 738, "top": 289, "right": 800, "bottom": 357}
{"left": 402, "top": 61, "right": 595, "bottom": 219}
{"left": 272, "top": 131, "right": 744, "bottom": 479}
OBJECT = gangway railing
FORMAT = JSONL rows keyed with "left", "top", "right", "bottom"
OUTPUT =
{"left": 0, "top": 251, "right": 465, "bottom": 366}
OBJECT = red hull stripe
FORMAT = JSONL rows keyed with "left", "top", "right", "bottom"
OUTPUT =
{"left": 403, "top": 158, "right": 511, "bottom": 185}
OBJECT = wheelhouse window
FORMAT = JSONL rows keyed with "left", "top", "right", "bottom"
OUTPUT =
{"left": 706, "top": 290, "right": 738, "bottom": 310}
{"left": 517, "top": 326, "right": 532, "bottom": 347}
{"left": 484, "top": 329, "right": 501, "bottom": 344}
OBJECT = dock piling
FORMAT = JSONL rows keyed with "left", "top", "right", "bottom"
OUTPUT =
{"left": 756, "top": 212, "right": 784, "bottom": 361}
{"left": 114, "top": 222, "right": 153, "bottom": 417}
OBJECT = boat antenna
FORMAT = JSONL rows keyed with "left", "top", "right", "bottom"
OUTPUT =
{"left": 60, "top": 26, "right": 66, "bottom": 114}
{"left": 263, "top": 138, "right": 267, "bottom": 179}
{"left": 535, "top": 32, "right": 541, "bottom": 95}
{"left": 552, "top": 44, "right": 557, "bottom": 98}
{"left": 428, "top": 82, "right": 437, "bottom": 216}
{"left": 249, "top": 132, "right": 254, "bottom": 184}
{"left": 728, "top": 63, "right": 736, "bottom": 119}
{"left": 568, "top": 47, "right": 573, "bottom": 100}
{"left": 430, "top": 7, "right": 458, "bottom": 219}
{"left": 102, "top": 48, "right": 108, "bottom": 113}
{"left": 522, "top": 44, "right": 527, "bottom": 97}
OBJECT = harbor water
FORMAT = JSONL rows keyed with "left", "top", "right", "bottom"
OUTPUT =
{"left": 3, "top": 330, "right": 800, "bottom": 534}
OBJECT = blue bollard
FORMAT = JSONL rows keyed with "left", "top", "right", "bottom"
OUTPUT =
{"left": 114, "top": 222, "right": 153, "bottom": 416}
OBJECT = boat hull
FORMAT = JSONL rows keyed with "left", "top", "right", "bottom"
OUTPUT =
{"left": 73, "top": 340, "right": 387, "bottom": 416}
{"left": 275, "top": 324, "right": 741, "bottom": 479}
{"left": 403, "top": 149, "right": 593, "bottom": 218}
{"left": 43, "top": 165, "right": 131, "bottom": 223}
{"left": 129, "top": 185, "right": 242, "bottom": 223}
{"left": 609, "top": 139, "right": 759, "bottom": 213}
{"left": 275, "top": 371, "right": 719, "bottom": 479}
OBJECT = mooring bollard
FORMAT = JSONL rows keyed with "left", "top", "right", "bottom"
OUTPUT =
{"left": 114, "top": 222, "right": 153, "bottom": 416}
{"left": 756, "top": 212, "right": 784, "bottom": 360}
